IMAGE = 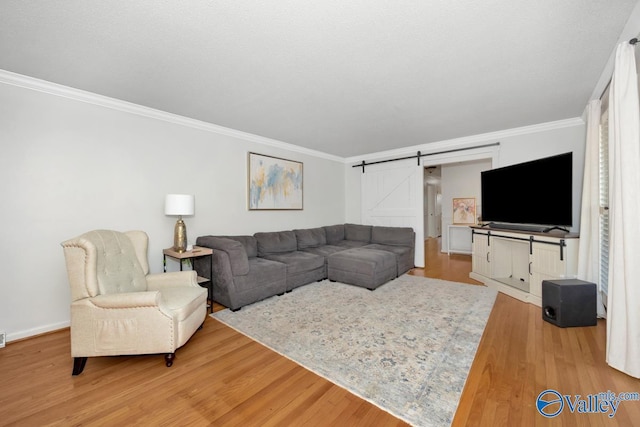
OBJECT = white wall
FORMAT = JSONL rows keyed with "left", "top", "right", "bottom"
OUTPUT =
{"left": 440, "top": 159, "right": 492, "bottom": 252}
{"left": 0, "top": 78, "right": 345, "bottom": 341}
{"left": 345, "top": 120, "right": 587, "bottom": 236}
{"left": 0, "top": 71, "right": 588, "bottom": 342}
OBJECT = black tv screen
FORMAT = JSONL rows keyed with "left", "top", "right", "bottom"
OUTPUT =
{"left": 481, "top": 152, "right": 573, "bottom": 227}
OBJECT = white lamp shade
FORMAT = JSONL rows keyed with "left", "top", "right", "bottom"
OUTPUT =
{"left": 165, "top": 194, "right": 195, "bottom": 216}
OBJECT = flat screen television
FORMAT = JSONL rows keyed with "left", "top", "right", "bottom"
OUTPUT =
{"left": 480, "top": 152, "right": 572, "bottom": 231}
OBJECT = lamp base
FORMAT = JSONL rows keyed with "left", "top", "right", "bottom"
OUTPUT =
{"left": 173, "top": 218, "right": 188, "bottom": 253}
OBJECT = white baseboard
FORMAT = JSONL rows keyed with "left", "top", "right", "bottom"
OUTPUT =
{"left": 7, "top": 321, "right": 70, "bottom": 343}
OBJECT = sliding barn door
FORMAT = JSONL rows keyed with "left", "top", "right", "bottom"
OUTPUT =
{"left": 361, "top": 160, "right": 425, "bottom": 267}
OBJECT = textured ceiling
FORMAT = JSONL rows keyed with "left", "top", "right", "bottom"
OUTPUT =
{"left": 1, "top": 1, "right": 638, "bottom": 157}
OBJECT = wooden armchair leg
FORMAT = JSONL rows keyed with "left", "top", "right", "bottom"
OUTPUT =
{"left": 165, "top": 353, "right": 175, "bottom": 367}
{"left": 72, "top": 357, "right": 87, "bottom": 376}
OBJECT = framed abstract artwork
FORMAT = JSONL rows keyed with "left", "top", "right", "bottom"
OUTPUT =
{"left": 248, "top": 152, "right": 303, "bottom": 210}
{"left": 452, "top": 197, "right": 476, "bottom": 225}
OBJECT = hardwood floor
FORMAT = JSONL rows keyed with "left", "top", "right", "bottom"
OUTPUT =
{"left": 413, "top": 239, "right": 640, "bottom": 427}
{"left": 2, "top": 238, "right": 639, "bottom": 426}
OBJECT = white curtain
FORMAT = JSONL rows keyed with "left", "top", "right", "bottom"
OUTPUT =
{"left": 577, "top": 99, "right": 606, "bottom": 318}
{"left": 606, "top": 41, "right": 640, "bottom": 378}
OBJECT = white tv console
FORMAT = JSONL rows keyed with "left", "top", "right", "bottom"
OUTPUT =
{"left": 469, "top": 226, "right": 579, "bottom": 307}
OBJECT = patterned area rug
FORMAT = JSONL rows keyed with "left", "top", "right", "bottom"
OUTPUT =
{"left": 213, "top": 274, "right": 497, "bottom": 426}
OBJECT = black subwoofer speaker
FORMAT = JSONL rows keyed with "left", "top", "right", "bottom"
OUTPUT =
{"left": 542, "top": 279, "right": 597, "bottom": 327}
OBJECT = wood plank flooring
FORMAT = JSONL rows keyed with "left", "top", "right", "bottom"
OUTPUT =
{"left": 1, "top": 238, "right": 639, "bottom": 426}
{"left": 414, "top": 239, "right": 640, "bottom": 427}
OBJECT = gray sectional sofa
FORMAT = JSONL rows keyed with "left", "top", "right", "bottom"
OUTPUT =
{"left": 193, "top": 223, "right": 415, "bottom": 311}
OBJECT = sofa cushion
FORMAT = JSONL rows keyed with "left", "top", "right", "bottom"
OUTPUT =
{"left": 323, "top": 224, "right": 345, "bottom": 245}
{"left": 234, "top": 257, "right": 287, "bottom": 292}
{"left": 255, "top": 231, "right": 298, "bottom": 256}
{"left": 195, "top": 236, "right": 250, "bottom": 275}
{"left": 223, "top": 235, "right": 258, "bottom": 258}
{"left": 364, "top": 243, "right": 414, "bottom": 275}
{"left": 261, "top": 251, "right": 325, "bottom": 275}
{"left": 371, "top": 226, "right": 415, "bottom": 246}
{"left": 364, "top": 243, "right": 412, "bottom": 257}
{"left": 196, "top": 235, "right": 257, "bottom": 258}
{"left": 334, "top": 240, "right": 369, "bottom": 249}
{"left": 301, "top": 244, "right": 346, "bottom": 260}
{"left": 227, "top": 257, "right": 287, "bottom": 309}
{"left": 294, "top": 227, "right": 327, "bottom": 249}
{"left": 344, "top": 223, "right": 372, "bottom": 242}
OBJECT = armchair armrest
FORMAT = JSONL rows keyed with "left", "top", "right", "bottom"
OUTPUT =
{"left": 146, "top": 271, "right": 198, "bottom": 291}
{"left": 90, "top": 291, "right": 162, "bottom": 308}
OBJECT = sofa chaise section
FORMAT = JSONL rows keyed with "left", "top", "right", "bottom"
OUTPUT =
{"left": 194, "top": 235, "right": 286, "bottom": 311}
{"left": 325, "top": 224, "right": 415, "bottom": 276}
{"left": 363, "top": 225, "right": 416, "bottom": 276}
{"left": 327, "top": 247, "right": 397, "bottom": 290}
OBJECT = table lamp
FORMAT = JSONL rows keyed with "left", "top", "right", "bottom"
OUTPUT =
{"left": 165, "top": 194, "right": 195, "bottom": 253}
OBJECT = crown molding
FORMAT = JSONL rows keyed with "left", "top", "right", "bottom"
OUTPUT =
{"left": 2, "top": 69, "right": 586, "bottom": 166}
{"left": 344, "top": 117, "right": 585, "bottom": 164}
{"left": 0, "top": 69, "right": 344, "bottom": 163}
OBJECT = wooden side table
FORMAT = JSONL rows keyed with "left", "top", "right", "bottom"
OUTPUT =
{"left": 163, "top": 246, "right": 213, "bottom": 312}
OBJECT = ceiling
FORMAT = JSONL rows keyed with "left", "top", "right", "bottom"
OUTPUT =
{"left": 1, "top": 1, "right": 638, "bottom": 158}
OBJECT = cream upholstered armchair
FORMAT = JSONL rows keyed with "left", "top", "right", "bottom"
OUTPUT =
{"left": 61, "top": 230, "right": 207, "bottom": 375}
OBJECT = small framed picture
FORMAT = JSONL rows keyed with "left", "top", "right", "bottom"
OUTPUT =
{"left": 248, "top": 152, "right": 303, "bottom": 210}
{"left": 452, "top": 198, "right": 476, "bottom": 225}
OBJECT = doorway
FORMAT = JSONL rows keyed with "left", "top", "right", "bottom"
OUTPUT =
{"left": 422, "top": 155, "right": 496, "bottom": 254}
{"left": 424, "top": 166, "right": 442, "bottom": 239}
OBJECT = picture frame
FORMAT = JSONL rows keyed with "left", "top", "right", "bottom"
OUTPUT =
{"left": 248, "top": 152, "right": 303, "bottom": 210}
{"left": 452, "top": 197, "right": 476, "bottom": 225}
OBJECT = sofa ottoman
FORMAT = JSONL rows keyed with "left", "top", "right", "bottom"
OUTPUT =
{"left": 327, "top": 248, "right": 397, "bottom": 290}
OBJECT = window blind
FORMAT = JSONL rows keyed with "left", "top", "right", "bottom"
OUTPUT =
{"left": 599, "top": 107, "right": 609, "bottom": 304}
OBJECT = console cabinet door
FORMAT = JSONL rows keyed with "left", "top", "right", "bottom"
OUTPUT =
{"left": 472, "top": 234, "right": 491, "bottom": 278}
{"left": 529, "top": 242, "right": 566, "bottom": 297}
